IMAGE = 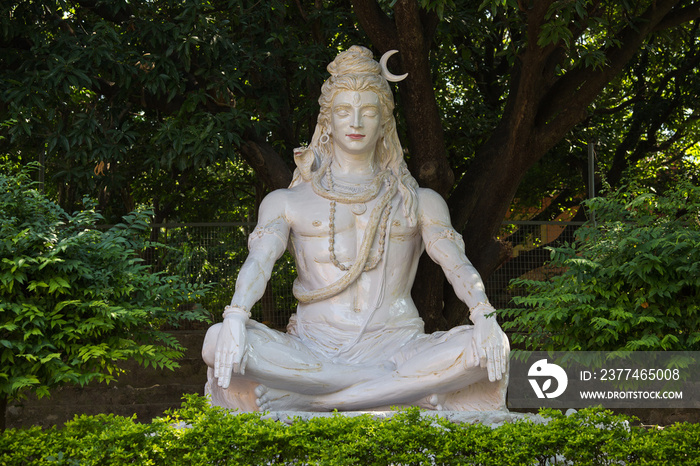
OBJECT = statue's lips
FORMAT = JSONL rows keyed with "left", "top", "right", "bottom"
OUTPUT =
{"left": 347, "top": 134, "right": 365, "bottom": 140}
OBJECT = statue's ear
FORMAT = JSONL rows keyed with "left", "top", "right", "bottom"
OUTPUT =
{"left": 293, "top": 147, "right": 316, "bottom": 182}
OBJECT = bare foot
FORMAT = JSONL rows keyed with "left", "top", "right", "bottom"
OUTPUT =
{"left": 416, "top": 393, "right": 445, "bottom": 411}
{"left": 255, "top": 385, "right": 324, "bottom": 411}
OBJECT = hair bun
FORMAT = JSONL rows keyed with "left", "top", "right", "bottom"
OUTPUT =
{"left": 327, "top": 45, "right": 381, "bottom": 77}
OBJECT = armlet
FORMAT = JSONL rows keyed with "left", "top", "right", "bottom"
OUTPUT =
{"left": 247, "top": 221, "right": 288, "bottom": 250}
{"left": 425, "top": 227, "right": 466, "bottom": 254}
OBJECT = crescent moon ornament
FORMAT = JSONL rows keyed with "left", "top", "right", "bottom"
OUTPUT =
{"left": 380, "top": 50, "right": 408, "bottom": 82}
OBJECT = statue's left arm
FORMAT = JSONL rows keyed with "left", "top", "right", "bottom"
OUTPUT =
{"left": 417, "top": 188, "right": 509, "bottom": 382}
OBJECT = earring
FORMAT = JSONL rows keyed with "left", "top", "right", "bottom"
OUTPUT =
{"left": 320, "top": 133, "right": 330, "bottom": 145}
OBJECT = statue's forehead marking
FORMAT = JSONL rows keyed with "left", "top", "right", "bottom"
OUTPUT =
{"left": 351, "top": 92, "right": 362, "bottom": 108}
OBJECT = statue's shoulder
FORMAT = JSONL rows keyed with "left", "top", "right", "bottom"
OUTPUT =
{"left": 258, "top": 188, "right": 294, "bottom": 219}
{"left": 415, "top": 187, "right": 448, "bottom": 209}
{"left": 415, "top": 187, "right": 451, "bottom": 224}
{"left": 261, "top": 188, "right": 289, "bottom": 205}
{"left": 260, "top": 182, "right": 315, "bottom": 217}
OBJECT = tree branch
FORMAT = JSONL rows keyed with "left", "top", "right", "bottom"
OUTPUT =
{"left": 351, "top": 0, "right": 398, "bottom": 49}
{"left": 653, "top": 2, "right": 700, "bottom": 31}
{"left": 592, "top": 95, "right": 645, "bottom": 116}
{"left": 535, "top": 0, "right": 683, "bottom": 148}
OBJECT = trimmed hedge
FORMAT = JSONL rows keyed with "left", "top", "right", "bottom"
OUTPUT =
{"left": 1, "top": 395, "right": 699, "bottom": 465}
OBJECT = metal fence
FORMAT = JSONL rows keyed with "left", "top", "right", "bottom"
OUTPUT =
{"left": 485, "top": 220, "right": 584, "bottom": 309}
{"left": 146, "top": 221, "right": 584, "bottom": 328}
{"left": 145, "top": 222, "right": 296, "bottom": 329}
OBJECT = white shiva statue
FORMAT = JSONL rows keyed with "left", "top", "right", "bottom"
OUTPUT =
{"left": 202, "top": 45, "right": 509, "bottom": 412}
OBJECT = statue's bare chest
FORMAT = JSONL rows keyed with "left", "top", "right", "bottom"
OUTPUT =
{"left": 288, "top": 195, "right": 417, "bottom": 241}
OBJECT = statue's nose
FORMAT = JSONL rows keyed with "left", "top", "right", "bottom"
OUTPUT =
{"left": 351, "top": 110, "right": 363, "bottom": 128}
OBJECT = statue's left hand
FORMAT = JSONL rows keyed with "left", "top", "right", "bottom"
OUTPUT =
{"left": 471, "top": 309, "right": 509, "bottom": 382}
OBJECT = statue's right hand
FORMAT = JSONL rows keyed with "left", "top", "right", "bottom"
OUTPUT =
{"left": 214, "top": 315, "right": 248, "bottom": 389}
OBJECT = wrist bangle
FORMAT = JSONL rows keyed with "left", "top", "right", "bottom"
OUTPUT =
{"left": 470, "top": 301, "right": 493, "bottom": 319}
{"left": 223, "top": 305, "right": 250, "bottom": 320}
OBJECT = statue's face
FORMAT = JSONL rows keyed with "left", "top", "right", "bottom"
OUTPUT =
{"left": 330, "top": 90, "right": 382, "bottom": 158}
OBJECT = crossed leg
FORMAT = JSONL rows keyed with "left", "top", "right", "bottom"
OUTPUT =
{"left": 204, "top": 321, "right": 504, "bottom": 412}
{"left": 255, "top": 326, "right": 494, "bottom": 411}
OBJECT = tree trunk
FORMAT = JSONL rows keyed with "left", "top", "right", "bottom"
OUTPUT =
{"left": 411, "top": 254, "right": 447, "bottom": 333}
{"left": 392, "top": 0, "right": 453, "bottom": 196}
{"left": 240, "top": 139, "right": 293, "bottom": 190}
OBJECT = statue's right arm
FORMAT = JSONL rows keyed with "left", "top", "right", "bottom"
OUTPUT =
{"left": 215, "top": 190, "right": 291, "bottom": 388}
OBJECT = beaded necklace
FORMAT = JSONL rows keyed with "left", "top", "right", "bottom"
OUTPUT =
{"left": 326, "top": 164, "right": 393, "bottom": 272}
{"left": 296, "top": 164, "right": 397, "bottom": 304}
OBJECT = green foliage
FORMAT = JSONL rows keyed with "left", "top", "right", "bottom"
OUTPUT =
{"left": 0, "top": 0, "right": 364, "bottom": 222}
{"left": 444, "top": 0, "right": 700, "bottom": 218}
{"left": 2, "top": 395, "right": 699, "bottom": 465}
{"left": 0, "top": 167, "right": 210, "bottom": 402}
{"left": 4, "top": 0, "right": 698, "bottom": 227}
{"left": 504, "top": 182, "right": 700, "bottom": 351}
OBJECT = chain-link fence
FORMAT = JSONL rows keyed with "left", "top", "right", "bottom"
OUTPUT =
{"left": 142, "top": 221, "right": 583, "bottom": 328}
{"left": 485, "top": 220, "right": 584, "bottom": 309}
{"left": 143, "top": 222, "right": 296, "bottom": 329}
